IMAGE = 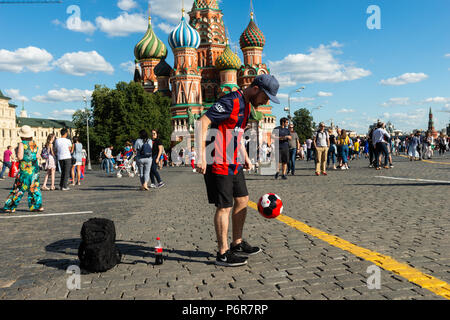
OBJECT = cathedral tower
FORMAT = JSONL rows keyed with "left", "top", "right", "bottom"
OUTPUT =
{"left": 189, "top": 0, "right": 227, "bottom": 103}
{"left": 134, "top": 13, "right": 167, "bottom": 93}
{"left": 215, "top": 41, "right": 241, "bottom": 98}
{"left": 169, "top": 9, "right": 202, "bottom": 132}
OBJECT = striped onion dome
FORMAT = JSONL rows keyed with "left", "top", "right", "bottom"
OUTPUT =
{"left": 169, "top": 16, "right": 201, "bottom": 50}
{"left": 239, "top": 14, "right": 266, "bottom": 49}
{"left": 215, "top": 44, "right": 242, "bottom": 70}
{"left": 134, "top": 17, "right": 167, "bottom": 60}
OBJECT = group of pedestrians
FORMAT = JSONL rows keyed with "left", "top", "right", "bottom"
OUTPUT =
{"left": 0, "top": 127, "right": 88, "bottom": 213}
{"left": 133, "top": 129, "right": 165, "bottom": 191}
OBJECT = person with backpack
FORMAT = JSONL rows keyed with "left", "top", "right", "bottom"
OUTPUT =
{"left": 134, "top": 129, "right": 153, "bottom": 191}
{"left": 313, "top": 122, "right": 330, "bottom": 176}
{"left": 41, "top": 133, "right": 56, "bottom": 191}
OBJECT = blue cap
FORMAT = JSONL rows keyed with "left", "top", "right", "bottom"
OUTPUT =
{"left": 252, "top": 74, "right": 280, "bottom": 104}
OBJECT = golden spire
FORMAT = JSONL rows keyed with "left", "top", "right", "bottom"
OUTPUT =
{"left": 182, "top": 0, "right": 185, "bottom": 16}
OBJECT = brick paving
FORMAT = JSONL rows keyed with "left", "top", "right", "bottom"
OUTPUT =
{"left": 0, "top": 153, "right": 449, "bottom": 300}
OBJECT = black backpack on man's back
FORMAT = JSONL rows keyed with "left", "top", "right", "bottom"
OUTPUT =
{"left": 78, "top": 218, "right": 121, "bottom": 272}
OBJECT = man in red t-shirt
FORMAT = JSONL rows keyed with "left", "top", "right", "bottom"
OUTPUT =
{"left": 197, "top": 75, "right": 280, "bottom": 267}
{"left": 0, "top": 146, "right": 14, "bottom": 180}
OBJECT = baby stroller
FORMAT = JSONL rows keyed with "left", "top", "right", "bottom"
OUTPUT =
{"left": 116, "top": 150, "right": 136, "bottom": 178}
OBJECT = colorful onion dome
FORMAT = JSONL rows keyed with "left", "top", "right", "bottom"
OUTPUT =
{"left": 239, "top": 13, "right": 266, "bottom": 49}
{"left": 134, "top": 17, "right": 167, "bottom": 60}
{"left": 216, "top": 44, "right": 242, "bottom": 70}
{"left": 169, "top": 16, "right": 201, "bottom": 50}
{"left": 192, "top": 0, "right": 219, "bottom": 10}
{"left": 155, "top": 59, "right": 172, "bottom": 77}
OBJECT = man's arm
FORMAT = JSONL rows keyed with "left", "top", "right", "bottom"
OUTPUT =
{"left": 196, "top": 114, "right": 212, "bottom": 174}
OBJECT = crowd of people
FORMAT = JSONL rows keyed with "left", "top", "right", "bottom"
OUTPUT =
{"left": 1, "top": 120, "right": 449, "bottom": 214}
{"left": 269, "top": 119, "right": 449, "bottom": 178}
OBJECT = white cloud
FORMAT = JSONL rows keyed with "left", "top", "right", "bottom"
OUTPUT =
{"left": 440, "top": 104, "right": 450, "bottom": 113}
{"left": 422, "top": 97, "right": 450, "bottom": 104}
{"left": 96, "top": 12, "right": 147, "bottom": 37}
{"left": 33, "top": 88, "right": 93, "bottom": 103}
{"left": 156, "top": 22, "right": 176, "bottom": 34}
{"left": 150, "top": 0, "right": 195, "bottom": 24}
{"left": 53, "top": 51, "right": 114, "bottom": 76}
{"left": 120, "top": 61, "right": 135, "bottom": 74}
{"left": 29, "top": 112, "right": 43, "bottom": 117}
{"left": 381, "top": 97, "right": 410, "bottom": 107}
{"left": 317, "top": 91, "right": 333, "bottom": 97}
{"left": 53, "top": 17, "right": 96, "bottom": 35}
{"left": 379, "top": 73, "right": 428, "bottom": 86}
{"left": 118, "top": 0, "right": 138, "bottom": 11}
{"left": 277, "top": 93, "right": 314, "bottom": 103}
{"left": 0, "top": 46, "right": 53, "bottom": 73}
{"left": 337, "top": 108, "right": 355, "bottom": 113}
{"left": 268, "top": 42, "right": 371, "bottom": 87}
{"left": 50, "top": 109, "right": 77, "bottom": 119}
{"left": 4, "top": 89, "right": 29, "bottom": 102}
{"left": 445, "top": 53, "right": 450, "bottom": 58}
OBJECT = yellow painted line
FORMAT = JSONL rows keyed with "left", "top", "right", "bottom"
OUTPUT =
{"left": 398, "top": 154, "right": 450, "bottom": 165}
{"left": 248, "top": 200, "right": 450, "bottom": 300}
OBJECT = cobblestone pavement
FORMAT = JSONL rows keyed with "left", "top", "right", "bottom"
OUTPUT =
{"left": 0, "top": 153, "right": 449, "bottom": 300}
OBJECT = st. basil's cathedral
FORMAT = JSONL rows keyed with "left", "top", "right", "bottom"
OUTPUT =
{"left": 133, "top": 0, "right": 276, "bottom": 145}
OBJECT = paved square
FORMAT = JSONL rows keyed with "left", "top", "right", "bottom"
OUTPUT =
{"left": 0, "top": 153, "right": 449, "bottom": 300}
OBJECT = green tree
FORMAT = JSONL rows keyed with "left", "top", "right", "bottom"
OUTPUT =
{"left": 292, "top": 108, "right": 314, "bottom": 143}
{"left": 79, "top": 81, "right": 172, "bottom": 162}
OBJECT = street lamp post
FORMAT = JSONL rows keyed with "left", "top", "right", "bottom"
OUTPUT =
{"left": 287, "top": 87, "right": 305, "bottom": 124}
{"left": 83, "top": 96, "right": 92, "bottom": 170}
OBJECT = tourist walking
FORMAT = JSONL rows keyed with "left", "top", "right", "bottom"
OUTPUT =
{"left": 70, "top": 137, "right": 83, "bottom": 186}
{"left": 197, "top": 74, "right": 279, "bottom": 267}
{"left": 287, "top": 123, "right": 300, "bottom": 176}
{"left": 337, "top": 129, "right": 350, "bottom": 170}
{"left": 437, "top": 132, "right": 447, "bottom": 155}
{"left": 423, "top": 131, "right": 433, "bottom": 159}
{"left": 189, "top": 146, "right": 196, "bottom": 172}
{"left": 272, "top": 117, "right": 291, "bottom": 180}
{"left": 103, "top": 146, "right": 114, "bottom": 174}
{"left": 408, "top": 132, "right": 420, "bottom": 160}
{"left": 327, "top": 129, "right": 337, "bottom": 170}
{"left": 2, "top": 126, "right": 43, "bottom": 213}
{"left": 306, "top": 137, "right": 313, "bottom": 161}
{"left": 134, "top": 130, "right": 153, "bottom": 191}
{"left": 41, "top": 133, "right": 56, "bottom": 191}
{"left": 150, "top": 129, "right": 165, "bottom": 188}
{"left": 372, "top": 122, "right": 391, "bottom": 170}
{"left": 0, "top": 146, "right": 14, "bottom": 180}
{"left": 55, "top": 128, "right": 72, "bottom": 191}
{"left": 313, "top": 122, "right": 330, "bottom": 176}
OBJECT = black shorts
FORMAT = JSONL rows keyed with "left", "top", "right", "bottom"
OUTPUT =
{"left": 204, "top": 165, "right": 248, "bottom": 208}
{"left": 279, "top": 148, "right": 289, "bottom": 164}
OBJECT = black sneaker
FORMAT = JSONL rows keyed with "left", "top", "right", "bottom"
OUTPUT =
{"left": 216, "top": 250, "right": 248, "bottom": 267}
{"left": 230, "top": 240, "right": 262, "bottom": 256}
{"left": 274, "top": 172, "right": 279, "bottom": 179}
{"left": 281, "top": 175, "right": 287, "bottom": 180}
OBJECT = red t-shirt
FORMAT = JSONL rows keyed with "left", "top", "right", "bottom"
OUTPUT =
{"left": 204, "top": 90, "right": 251, "bottom": 176}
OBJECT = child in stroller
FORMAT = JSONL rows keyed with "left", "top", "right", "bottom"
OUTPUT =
{"left": 115, "top": 145, "right": 136, "bottom": 178}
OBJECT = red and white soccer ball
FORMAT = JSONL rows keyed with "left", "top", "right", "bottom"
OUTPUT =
{"left": 257, "top": 193, "right": 283, "bottom": 219}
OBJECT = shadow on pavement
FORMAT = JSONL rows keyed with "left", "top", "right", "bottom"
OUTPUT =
{"left": 37, "top": 238, "right": 214, "bottom": 272}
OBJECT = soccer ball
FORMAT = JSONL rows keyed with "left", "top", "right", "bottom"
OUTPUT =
{"left": 257, "top": 193, "right": 283, "bottom": 219}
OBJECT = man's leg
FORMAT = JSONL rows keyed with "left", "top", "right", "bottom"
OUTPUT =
{"left": 59, "top": 160, "right": 65, "bottom": 189}
{"left": 231, "top": 195, "right": 249, "bottom": 247}
{"left": 321, "top": 148, "right": 328, "bottom": 173}
{"left": 214, "top": 207, "right": 233, "bottom": 255}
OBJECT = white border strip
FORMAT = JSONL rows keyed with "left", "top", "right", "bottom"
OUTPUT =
{"left": 0, "top": 211, "right": 93, "bottom": 219}
{"left": 375, "top": 176, "right": 450, "bottom": 184}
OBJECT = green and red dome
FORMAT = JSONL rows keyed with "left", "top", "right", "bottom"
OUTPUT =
{"left": 240, "top": 15, "right": 265, "bottom": 49}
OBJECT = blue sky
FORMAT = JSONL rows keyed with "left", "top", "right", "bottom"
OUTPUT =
{"left": 0, "top": 0, "right": 449, "bottom": 133}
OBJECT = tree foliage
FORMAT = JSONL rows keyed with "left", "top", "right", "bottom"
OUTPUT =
{"left": 73, "top": 81, "right": 172, "bottom": 162}
{"left": 292, "top": 108, "right": 314, "bottom": 143}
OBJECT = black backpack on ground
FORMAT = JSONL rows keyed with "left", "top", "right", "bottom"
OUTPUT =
{"left": 78, "top": 218, "right": 121, "bottom": 272}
